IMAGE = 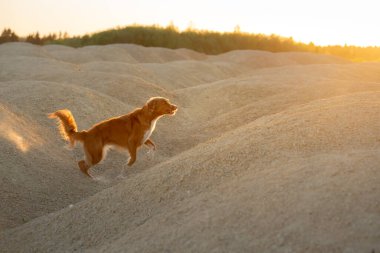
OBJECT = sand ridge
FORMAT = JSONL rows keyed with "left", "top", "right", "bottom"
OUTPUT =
{"left": 0, "top": 42, "right": 380, "bottom": 252}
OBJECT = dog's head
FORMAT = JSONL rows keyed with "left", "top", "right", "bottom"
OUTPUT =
{"left": 146, "top": 97, "right": 178, "bottom": 117}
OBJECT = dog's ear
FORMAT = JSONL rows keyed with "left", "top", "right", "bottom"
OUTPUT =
{"left": 147, "top": 99, "right": 156, "bottom": 113}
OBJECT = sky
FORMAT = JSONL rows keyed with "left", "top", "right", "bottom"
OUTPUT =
{"left": 1, "top": 0, "right": 379, "bottom": 46}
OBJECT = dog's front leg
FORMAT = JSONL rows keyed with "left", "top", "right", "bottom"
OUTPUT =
{"left": 127, "top": 147, "right": 137, "bottom": 166}
{"left": 127, "top": 139, "right": 137, "bottom": 166}
{"left": 144, "top": 139, "right": 156, "bottom": 150}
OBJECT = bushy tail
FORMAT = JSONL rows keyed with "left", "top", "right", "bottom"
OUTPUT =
{"left": 49, "top": 109, "right": 85, "bottom": 147}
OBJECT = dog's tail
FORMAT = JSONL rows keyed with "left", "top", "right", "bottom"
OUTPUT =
{"left": 48, "top": 109, "right": 86, "bottom": 147}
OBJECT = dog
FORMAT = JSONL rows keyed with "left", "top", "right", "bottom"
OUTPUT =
{"left": 49, "top": 97, "right": 177, "bottom": 177}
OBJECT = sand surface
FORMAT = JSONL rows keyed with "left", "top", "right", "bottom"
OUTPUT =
{"left": 0, "top": 42, "right": 379, "bottom": 252}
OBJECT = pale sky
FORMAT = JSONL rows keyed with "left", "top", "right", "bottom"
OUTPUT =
{"left": 1, "top": 0, "right": 379, "bottom": 46}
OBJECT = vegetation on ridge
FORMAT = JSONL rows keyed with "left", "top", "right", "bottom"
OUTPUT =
{"left": 1, "top": 25, "right": 380, "bottom": 61}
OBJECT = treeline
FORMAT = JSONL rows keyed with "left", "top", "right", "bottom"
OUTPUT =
{"left": 0, "top": 28, "right": 68, "bottom": 45}
{"left": 1, "top": 26, "right": 380, "bottom": 61}
{"left": 50, "top": 25, "right": 313, "bottom": 54}
{"left": 0, "top": 28, "right": 19, "bottom": 43}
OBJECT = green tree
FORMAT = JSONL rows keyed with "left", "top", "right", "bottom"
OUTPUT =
{"left": 26, "top": 32, "right": 42, "bottom": 45}
{"left": 0, "top": 28, "right": 19, "bottom": 44}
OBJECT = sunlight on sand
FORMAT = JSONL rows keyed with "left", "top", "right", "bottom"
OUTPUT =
{"left": 0, "top": 126, "right": 30, "bottom": 153}
{"left": 6, "top": 129, "right": 30, "bottom": 152}
{"left": 0, "top": 105, "right": 45, "bottom": 153}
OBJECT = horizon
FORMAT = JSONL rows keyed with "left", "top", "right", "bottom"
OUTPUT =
{"left": 1, "top": 0, "right": 380, "bottom": 47}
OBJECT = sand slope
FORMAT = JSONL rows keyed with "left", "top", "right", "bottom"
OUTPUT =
{"left": 0, "top": 42, "right": 380, "bottom": 252}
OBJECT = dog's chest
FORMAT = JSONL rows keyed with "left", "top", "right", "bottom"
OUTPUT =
{"left": 143, "top": 119, "right": 157, "bottom": 143}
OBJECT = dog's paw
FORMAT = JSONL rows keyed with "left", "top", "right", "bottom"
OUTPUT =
{"left": 146, "top": 147, "right": 156, "bottom": 154}
{"left": 78, "top": 160, "right": 92, "bottom": 178}
{"left": 127, "top": 158, "right": 136, "bottom": 166}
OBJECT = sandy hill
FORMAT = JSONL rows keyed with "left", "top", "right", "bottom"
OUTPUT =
{"left": 0, "top": 42, "right": 379, "bottom": 252}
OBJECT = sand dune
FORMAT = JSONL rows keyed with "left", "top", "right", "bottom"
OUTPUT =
{"left": 0, "top": 42, "right": 380, "bottom": 252}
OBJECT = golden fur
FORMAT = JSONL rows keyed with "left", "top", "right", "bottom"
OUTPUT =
{"left": 49, "top": 97, "right": 177, "bottom": 177}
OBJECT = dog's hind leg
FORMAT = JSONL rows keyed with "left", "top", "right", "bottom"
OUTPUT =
{"left": 78, "top": 160, "right": 91, "bottom": 177}
{"left": 78, "top": 139, "right": 104, "bottom": 178}
{"left": 78, "top": 147, "right": 93, "bottom": 177}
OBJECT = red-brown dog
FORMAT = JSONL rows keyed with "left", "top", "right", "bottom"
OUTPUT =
{"left": 49, "top": 97, "right": 177, "bottom": 177}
